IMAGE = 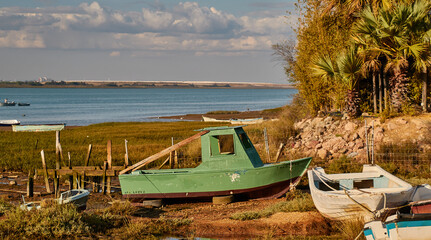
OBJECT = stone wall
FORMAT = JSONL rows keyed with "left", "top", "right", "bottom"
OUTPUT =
{"left": 286, "top": 115, "right": 431, "bottom": 161}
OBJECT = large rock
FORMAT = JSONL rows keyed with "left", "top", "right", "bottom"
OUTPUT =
{"left": 317, "top": 149, "right": 329, "bottom": 159}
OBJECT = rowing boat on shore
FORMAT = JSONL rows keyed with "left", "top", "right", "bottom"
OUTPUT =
{"left": 308, "top": 165, "right": 414, "bottom": 221}
{"left": 202, "top": 116, "right": 264, "bottom": 124}
{"left": 12, "top": 124, "right": 65, "bottom": 132}
{"left": 202, "top": 116, "right": 230, "bottom": 122}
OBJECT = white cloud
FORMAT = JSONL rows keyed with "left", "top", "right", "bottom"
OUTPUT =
{"left": 109, "top": 51, "right": 120, "bottom": 57}
{"left": 0, "top": 1, "right": 295, "bottom": 54}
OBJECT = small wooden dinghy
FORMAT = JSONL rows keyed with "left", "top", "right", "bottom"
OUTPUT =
{"left": 12, "top": 124, "right": 65, "bottom": 132}
{"left": 308, "top": 165, "right": 414, "bottom": 220}
{"left": 0, "top": 119, "right": 20, "bottom": 126}
{"left": 57, "top": 189, "right": 90, "bottom": 210}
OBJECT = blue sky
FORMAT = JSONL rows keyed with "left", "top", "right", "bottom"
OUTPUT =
{"left": 0, "top": 1, "right": 298, "bottom": 83}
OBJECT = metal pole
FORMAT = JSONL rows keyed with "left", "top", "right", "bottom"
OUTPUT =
{"left": 264, "top": 128, "right": 271, "bottom": 162}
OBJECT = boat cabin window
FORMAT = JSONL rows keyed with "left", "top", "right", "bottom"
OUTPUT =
{"left": 211, "top": 134, "right": 235, "bottom": 156}
{"left": 239, "top": 133, "right": 252, "bottom": 149}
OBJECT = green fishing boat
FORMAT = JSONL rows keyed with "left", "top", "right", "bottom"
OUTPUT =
{"left": 119, "top": 126, "right": 311, "bottom": 200}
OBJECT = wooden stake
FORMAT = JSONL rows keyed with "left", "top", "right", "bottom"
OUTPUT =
{"left": 174, "top": 150, "right": 178, "bottom": 168}
{"left": 170, "top": 137, "right": 174, "bottom": 169}
{"left": 68, "top": 152, "right": 73, "bottom": 190}
{"left": 27, "top": 170, "right": 34, "bottom": 198}
{"left": 107, "top": 141, "right": 112, "bottom": 194}
{"left": 84, "top": 144, "right": 92, "bottom": 166}
{"left": 124, "top": 139, "right": 129, "bottom": 167}
{"left": 40, "top": 150, "right": 51, "bottom": 193}
{"left": 274, "top": 143, "right": 286, "bottom": 162}
{"left": 102, "top": 161, "right": 107, "bottom": 194}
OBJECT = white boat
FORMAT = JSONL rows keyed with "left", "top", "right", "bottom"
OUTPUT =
{"left": 230, "top": 118, "right": 264, "bottom": 124}
{"left": 57, "top": 189, "right": 90, "bottom": 210}
{"left": 0, "top": 119, "right": 20, "bottom": 126}
{"left": 308, "top": 165, "right": 414, "bottom": 221}
{"left": 202, "top": 116, "right": 230, "bottom": 122}
{"left": 12, "top": 124, "right": 65, "bottom": 132}
{"left": 20, "top": 189, "right": 90, "bottom": 211}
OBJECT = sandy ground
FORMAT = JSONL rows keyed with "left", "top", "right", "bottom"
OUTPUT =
{"left": 0, "top": 171, "right": 330, "bottom": 239}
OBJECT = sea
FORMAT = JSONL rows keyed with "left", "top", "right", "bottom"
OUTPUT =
{"left": 0, "top": 88, "right": 297, "bottom": 126}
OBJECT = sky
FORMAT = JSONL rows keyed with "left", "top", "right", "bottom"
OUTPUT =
{"left": 0, "top": 1, "right": 298, "bottom": 83}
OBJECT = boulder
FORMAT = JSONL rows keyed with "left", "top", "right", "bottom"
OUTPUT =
{"left": 317, "top": 149, "right": 329, "bottom": 159}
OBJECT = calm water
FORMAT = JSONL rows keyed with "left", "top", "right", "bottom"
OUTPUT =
{"left": 0, "top": 88, "right": 297, "bottom": 126}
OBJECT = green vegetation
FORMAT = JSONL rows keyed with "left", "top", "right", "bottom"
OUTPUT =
{"left": 231, "top": 191, "right": 315, "bottom": 221}
{"left": 274, "top": 0, "right": 431, "bottom": 117}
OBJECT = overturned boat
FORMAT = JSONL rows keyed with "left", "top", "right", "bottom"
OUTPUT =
{"left": 119, "top": 126, "right": 312, "bottom": 201}
{"left": 308, "top": 165, "right": 414, "bottom": 220}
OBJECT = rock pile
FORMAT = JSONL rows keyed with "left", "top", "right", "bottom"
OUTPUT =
{"left": 288, "top": 117, "right": 385, "bottom": 160}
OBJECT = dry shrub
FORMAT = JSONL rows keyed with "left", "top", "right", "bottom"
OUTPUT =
{"left": 0, "top": 203, "right": 90, "bottom": 239}
{"left": 0, "top": 198, "right": 13, "bottom": 216}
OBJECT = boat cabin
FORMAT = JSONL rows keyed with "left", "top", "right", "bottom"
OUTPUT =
{"left": 195, "top": 126, "right": 264, "bottom": 170}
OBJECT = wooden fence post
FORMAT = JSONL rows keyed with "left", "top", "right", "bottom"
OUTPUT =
{"left": 274, "top": 143, "right": 286, "bottom": 163}
{"left": 27, "top": 170, "right": 34, "bottom": 198}
{"left": 40, "top": 150, "right": 51, "bottom": 193}
{"left": 102, "top": 161, "right": 107, "bottom": 194}
{"left": 85, "top": 144, "right": 92, "bottom": 166}
{"left": 107, "top": 140, "right": 112, "bottom": 194}
{"left": 124, "top": 139, "right": 129, "bottom": 167}
{"left": 68, "top": 152, "right": 73, "bottom": 190}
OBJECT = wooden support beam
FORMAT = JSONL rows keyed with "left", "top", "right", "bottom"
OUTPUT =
{"left": 158, "top": 156, "right": 171, "bottom": 169}
{"left": 37, "top": 169, "right": 120, "bottom": 177}
{"left": 119, "top": 130, "right": 209, "bottom": 174}
{"left": 40, "top": 150, "right": 51, "bottom": 193}
{"left": 174, "top": 150, "right": 178, "bottom": 168}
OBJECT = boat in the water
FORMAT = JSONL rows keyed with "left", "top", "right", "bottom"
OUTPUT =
{"left": 364, "top": 184, "right": 431, "bottom": 240}
{"left": 12, "top": 124, "right": 65, "bottom": 132}
{"left": 308, "top": 165, "right": 414, "bottom": 221}
{"left": 0, "top": 119, "right": 20, "bottom": 126}
{"left": 18, "top": 102, "right": 30, "bottom": 106}
{"left": 0, "top": 99, "right": 16, "bottom": 106}
{"left": 119, "top": 126, "right": 312, "bottom": 201}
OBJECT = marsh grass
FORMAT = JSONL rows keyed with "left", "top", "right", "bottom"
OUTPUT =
{"left": 0, "top": 121, "right": 224, "bottom": 171}
{"left": 231, "top": 191, "right": 315, "bottom": 221}
{"left": 0, "top": 198, "right": 13, "bottom": 216}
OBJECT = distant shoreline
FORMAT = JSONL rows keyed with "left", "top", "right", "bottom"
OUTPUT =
{"left": 0, "top": 80, "right": 295, "bottom": 89}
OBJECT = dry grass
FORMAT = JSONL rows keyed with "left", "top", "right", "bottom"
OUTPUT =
{"left": 231, "top": 191, "right": 316, "bottom": 221}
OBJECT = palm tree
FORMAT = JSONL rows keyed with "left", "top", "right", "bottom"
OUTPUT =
{"left": 312, "top": 46, "right": 364, "bottom": 117}
{"left": 353, "top": 1, "right": 431, "bottom": 112}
